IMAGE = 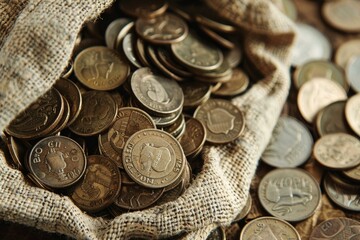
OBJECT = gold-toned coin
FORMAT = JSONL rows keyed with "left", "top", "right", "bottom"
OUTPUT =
{"left": 179, "top": 117, "right": 206, "bottom": 158}
{"left": 6, "top": 88, "right": 64, "bottom": 139}
{"left": 28, "top": 136, "right": 87, "bottom": 188}
{"left": 194, "top": 99, "right": 244, "bottom": 144}
{"left": 135, "top": 13, "right": 188, "bottom": 44}
{"left": 193, "top": 60, "right": 232, "bottom": 81}
{"left": 171, "top": 31, "right": 223, "bottom": 71}
{"left": 293, "top": 60, "right": 348, "bottom": 92}
{"left": 195, "top": 15, "right": 237, "bottom": 33}
{"left": 212, "top": 68, "right": 249, "bottom": 96}
{"left": 48, "top": 97, "right": 71, "bottom": 135}
{"left": 314, "top": 133, "right": 360, "bottom": 170}
{"left": 69, "top": 91, "right": 118, "bottom": 136}
{"left": 54, "top": 78, "right": 82, "bottom": 126}
{"left": 179, "top": 81, "right": 212, "bottom": 109}
{"left": 335, "top": 39, "right": 360, "bottom": 69}
{"left": 322, "top": 0, "right": 360, "bottom": 33}
{"left": 70, "top": 155, "right": 121, "bottom": 212}
{"left": 119, "top": 0, "right": 168, "bottom": 19}
{"left": 297, "top": 78, "right": 347, "bottom": 123}
{"left": 122, "top": 129, "right": 186, "bottom": 188}
{"left": 198, "top": 25, "right": 235, "bottom": 49}
{"left": 130, "top": 67, "right": 184, "bottom": 116}
{"left": 156, "top": 47, "right": 192, "bottom": 78}
{"left": 74, "top": 46, "right": 130, "bottom": 90}
{"left": 342, "top": 164, "right": 360, "bottom": 182}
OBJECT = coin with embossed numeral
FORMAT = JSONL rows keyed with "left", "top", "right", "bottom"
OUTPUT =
{"left": 194, "top": 99, "right": 244, "bottom": 144}
{"left": 122, "top": 129, "right": 186, "bottom": 188}
{"left": 240, "top": 217, "right": 301, "bottom": 240}
{"left": 310, "top": 217, "right": 360, "bottom": 240}
{"left": 258, "top": 168, "right": 321, "bottom": 222}
{"left": 28, "top": 136, "right": 87, "bottom": 188}
{"left": 70, "top": 155, "right": 121, "bottom": 213}
{"left": 313, "top": 133, "right": 360, "bottom": 170}
{"left": 74, "top": 46, "right": 130, "bottom": 90}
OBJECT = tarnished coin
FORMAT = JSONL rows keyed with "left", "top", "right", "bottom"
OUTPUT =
{"left": 70, "top": 155, "right": 121, "bottom": 212}
{"left": 134, "top": 37, "right": 150, "bottom": 67}
{"left": 322, "top": 0, "right": 360, "bottom": 33}
{"left": 120, "top": 0, "right": 168, "bottom": 18}
{"left": 171, "top": 31, "right": 223, "bottom": 71}
{"left": 122, "top": 129, "right": 186, "bottom": 188}
{"left": 135, "top": 13, "right": 188, "bottom": 44}
{"left": 6, "top": 88, "right": 64, "bottom": 139}
{"left": 179, "top": 81, "right": 212, "bottom": 109}
{"left": 293, "top": 60, "right": 348, "bottom": 91}
{"left": 98, "top": 133, "right": 123, "bottom": 168}
{"left": 195, "top": 14, "right": 237, "bottom": 33}
{"left": 179, "top": 117, "right": 206, "bottom": 158}
{"left": 335, "top": 39, "right": 360, "bottom": 69}
{"left": 212, "top": 68, "right": 249, "bottom": 96}
{"left": 54, "top": 78, "right": 82, "bottom": 126}
{"left": 343, "top": 164, "right": 360, "bottom": 182}
{"left": 258, "top": 168, "right": 321, "bottom": 222}
{"left": 316, "top": 101, "right": 353, "bottom": 137}
{"left": 262, "top": 116, "right": 313, "bottom": 168}
{"left": 313, "top": 133, "right": 360, "bottom": 170}
{"left": 130, "top": 67, "right": 184, "bottom": 116}
{"left": 28, "top": 136, "right": 87, "bottom": 188}
{"left": 69, "top": 91, "right": 118, "bottom": 136}
{"left": 310, "top": 217, "right": 360, "bottom": 239}
{"left": 122, "top": 33, "right": 142, "bottom": 69}
{"left": 240, "top": 217, "right": 301, "bottom": 240}
{"left": 198, "top": 25, "right": 235, "bottom": 49}
{"left": 74, "top": 46, "right": 130, "bottom": 90}
{"left": 233, "top": 195, "right": 252, "bottom": 222}
{"left": 163, "top": 114, "right": 185, "bottom": 138}
{"left": 49, "top": 97, "right": 70, "bottom": 134}
{"left": 6, "top": 136, "right": 29, "bottom": 171}
{"left": 346, "top": 94, "right": 360, "bottom": 137}
{"left": 107, "top": 107, "right": 156, "bottom": 156}
{"left": 105, "top": 18, "right": 132, "bottom": 49}
{"left": 151, "top": 108, "right": 182, "bottom": 128}
{"left": 194, "top": 99, "right": 245, "bottom": 144}
{"left": 193, "top": 60, "right": 232, "bottom": 82}
{"left": 297, "top": 78, "right": 347, "bottom": 123}
{"left": 290, "top": 23, "right": 331, "bottom": 66}
{"left": 206, "top": 227, "right": 226, "bottom": 240}
{"left": 346, "top": 55, "right": 360, "bottom": 93}
{"left": 156, "top": 47, "right": 192, "bottom": 78}
{"left": 324, "top": 173, "right": 360, "bottom": 212}
{"left": 114, "top": 184, "right": 164, "bottom": 210}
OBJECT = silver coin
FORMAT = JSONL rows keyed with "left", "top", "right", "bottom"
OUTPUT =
{"left": 345, "top": 93, "right": 360, "bottom": 137}
{"left": 122, "top": 33, "right": 142, "bottom": 68}
{"left": 346, "top": 55, "right": 360, "bottom": 93}
{"left": 262, "top": 116, "right": 313, "bottom": 168}
{"left": 105, "top": 18, "right": 131, "bottom": 49}
{"left": 290, "top": 23, "right": 331, "bottom": 66}
{"left": 310, "top": 217, "right": 360, "bottom": 240}
{"left": 258, "top": 168, "right": 321, "bottom": 222}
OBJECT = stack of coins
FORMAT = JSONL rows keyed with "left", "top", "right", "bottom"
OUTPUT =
{"left": 2, "top": 0, "right": 249, "bottom": 218}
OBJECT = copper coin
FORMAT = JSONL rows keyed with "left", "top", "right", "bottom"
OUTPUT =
{"left": 122, "top": 129, "right": 186, "bottom": 188}
{"left": 135, "top": 13, "right": 188, "bottom": 44}
{"left": 179, "top": 81, "right": 212, "bottom": 109}
{"left": 290, "top": 23, "right": 331, "bottom": 66}
{"left": 314, "top": 133, "right": 360, "bottom": 170}
{"left": 345, "top": 94, "right": 360, "bottom": 137}
{"left": 69, "top": 91, "right": 118, "bottom": 136}
{"left": 70, "top": 155, "right": 121, "bottom": 212}
{"left": 130, "top": 67, "right": 184, "bottom": 116}
{"left": 297, "top": 78, "right": 347, "bottom": 123}
{"left": 194, "top": 99, "right": 245, "bottom": 144}
{"left": 74, "top": 46, "right": 130, "bottom": 90}
{"left": 342, "top": 164, "right": 360, "bottom": 182}
{"left": 105, "top": 18, "right": 132, "bottom": 49}
{"left": 98, "top": 133, "right": 123, "bottom": 168}
{"left": 54, "top": 78, "right": 82, "bottom": 126}
{"left": 6, "top": 88, "right": 64, "bottom": 139}
{"left": 316, "top": 101, "right": 353, "bottom": 137}
{"left": 322, "top": 0, "right": 360, "bottom": 33}
{"left": 212, "top": 68, "right": 249, "bottom": 96}
{"left": 293, "top": 60, "right": 348, "bottom": 91}
{"left": 335, "top": 39, "right": 360, "bottom": 69}
{"left": 262, "top": 116, "right": 313, "bottom": 168}
{"left": 107, "top": 107, "right": 156, "bottom": 156}
{"left": 198, "top": 25, "right": 235, "bottom": 49}
{"left": 120, "top": 0, "right": 168, "bottom": 18}
{"left": 346, "top": 55, "right": 360, "bottom": 93}
{"left": 240, "top": 217, "right": 301, "bottom": 240}
{"left": 324, "top": 173, "right": 360, "bottom": 212}
{"left": 48, "top": 97, "right": 71, "bottom": 135}
{"left": 171, "top": 31, "right": 223, "bottom": 71}
{"left": 28, "top": 136, "right": 87, "bottom": 188}
{"left": 310, "top": 217, "right": 360, "bottom": 239}
{"left": 258, "top": 168, "right": 321, "bottom": 222}
{"left": 122, "top": 33, "right": 142, "bottom": 69}
{"left": 179, "top": 117, "right": 206, "bottom": 158}
{"left": 114, "top": 184, "right": 164, "bottom": 210}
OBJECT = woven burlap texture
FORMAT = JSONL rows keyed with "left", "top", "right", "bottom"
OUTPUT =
{"left": 0, "top": 0, "right": 295, "bottom": 239}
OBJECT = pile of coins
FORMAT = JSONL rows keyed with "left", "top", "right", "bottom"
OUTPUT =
{"left": 2, "top": 0, "right": 248, "bottom": 218}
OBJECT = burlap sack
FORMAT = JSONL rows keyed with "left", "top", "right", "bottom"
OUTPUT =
{"left": 0, "top": 0, "right": 295, "bottom": 239}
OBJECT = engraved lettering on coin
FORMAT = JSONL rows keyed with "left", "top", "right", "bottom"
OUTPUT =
{"left": 313, "top": 133, "right": 360, "bottom": 169}
{"left": 258, "top": 168, "right": 321, "bottom": 222}
{"left": 28, "top": 136, "right": 86, "bottom": 188}
{"left": 262, "top": 116, "right": 313, "bottom": 168}
{"left": 310, "top": 217, "right": 360, "bottom": 240}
